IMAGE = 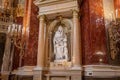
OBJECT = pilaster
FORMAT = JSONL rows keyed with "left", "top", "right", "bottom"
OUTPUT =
{"left": 72, "top": 10, "right": 82, "bottom": 69}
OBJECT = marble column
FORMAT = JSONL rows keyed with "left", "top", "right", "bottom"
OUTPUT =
{"left": 72, "top": 10, "right": 82, "bottom": 68}
{"left": 33, "top": 15, "right": 45, "bottom": 80}
{"left": 37, "top": 15, "right": 45, "bottom": 69}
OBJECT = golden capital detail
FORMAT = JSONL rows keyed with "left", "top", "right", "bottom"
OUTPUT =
{"left": 38, "top": 15, "right": 45, "bottom": 21}
{"left": 73, "top": 9, "right": 80, "bottom": 17}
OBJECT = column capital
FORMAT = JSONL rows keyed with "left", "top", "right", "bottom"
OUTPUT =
{"left": 72, "top": 9, "right": 80, "bottom": 17}
{"left": 37, "top": 15, "right": 45, "bottom": 21}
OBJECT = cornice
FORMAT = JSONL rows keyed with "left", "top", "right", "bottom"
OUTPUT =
{"left": 34, "top": 0, "right": 77, "bottom": 7}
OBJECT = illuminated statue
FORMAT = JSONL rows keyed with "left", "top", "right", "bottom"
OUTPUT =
{"left": 53, "top": 25, "right": 68, "bottom": 62}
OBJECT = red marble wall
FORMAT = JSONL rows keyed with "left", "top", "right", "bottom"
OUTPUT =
{"left": 12, "top": 45, "right": 20, "bottom": 70}
{"left": 81, "top": 0, "right": 108, "bottom": 65}
{"left": 81, "top": 0, "right": 90, "bottom": 65}
{"left": 12, "top": 0, "right": 39, "bottom": 70}
{"left": 23, "top": 0, "right": 39, "bottom": 66}
{"left": 114, "top": 0, "right": 120, "bottom": 17}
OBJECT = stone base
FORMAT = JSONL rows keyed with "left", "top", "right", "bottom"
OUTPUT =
{"left": 33, "top": 67, "right": 82, "bottom": 80}
{"left": 8, "top": 66, "right": 34, "bottom": 80}
{"left": 45, "top": 69, "right": 82, "bottom": 80}
{"left": 1, "top": 71, "right": 10, "bottom": 80}
{"left": 83, "top": 76, "right": 120, "bottom": 80}
{"left": 15, "top": 66, "right": 35, "bottom": 76}
{"left": 9, "top": 74, "right": 33, "bottom": 80}
{"left": 84, "top": 65, "right": 120, "bottom": 78}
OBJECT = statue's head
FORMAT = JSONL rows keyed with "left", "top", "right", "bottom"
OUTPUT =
{"left": 58, "top": 25, "right": 63, "bottom": 32}
{"left": 54, "top": 25, "right": 64, "bottom": 37}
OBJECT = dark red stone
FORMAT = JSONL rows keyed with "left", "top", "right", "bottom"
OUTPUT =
{"left": 23, "top": 0, "right": 39, "bottom": 66}
{"left": 81, "top": 0, "right": 108, "bottom": 65}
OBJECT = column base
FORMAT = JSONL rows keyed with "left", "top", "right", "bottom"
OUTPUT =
{"left": 16, "top": 66, "right": 35, "bottom": 76}
{"left": 33, "top": 66, "right": 44, "bottom": 80}
{"left": 34, "top": 66, "right": 43, "bottom": 71}
{"left": 9, "top": 66, "right": 34, "bottom": 80}
{"left": 71, "top": 65, "right": 82, "bottom": 70}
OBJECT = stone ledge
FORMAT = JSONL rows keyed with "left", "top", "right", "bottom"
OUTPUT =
{"left": 83, "top": 65, "right": 120, "bottom": 77}
{"left": 14, "top": 66, "right": 35, "bottom": 76}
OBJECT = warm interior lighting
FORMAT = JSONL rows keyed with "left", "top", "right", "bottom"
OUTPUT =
{"left": 96, "top": 51, "right": 104, "bottom": 64}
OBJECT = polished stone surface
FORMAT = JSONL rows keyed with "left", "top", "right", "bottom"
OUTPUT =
{"left": 81, "top": 0, "right": 108, "bottom": 65}
{"left": 23, "top": 0, "right": 39, "bottom": 66}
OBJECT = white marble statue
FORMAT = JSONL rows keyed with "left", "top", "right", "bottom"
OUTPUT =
{"left": 53, "top": 25, "right": 68, "bottom": 62}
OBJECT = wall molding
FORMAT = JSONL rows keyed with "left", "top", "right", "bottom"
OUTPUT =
{"left": 83, "top": 65, "right": 120, "bottom": 78}
{"left": 12, "top": 66, "right": 35, "bottom": 76}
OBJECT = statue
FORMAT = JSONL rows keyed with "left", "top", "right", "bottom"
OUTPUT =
{"left": 53, "top": 25, "right": 68, "bottom": 62}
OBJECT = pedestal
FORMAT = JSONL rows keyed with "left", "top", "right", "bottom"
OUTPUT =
{"left": 33, "top": 67, "right": 43, "bottom": 80}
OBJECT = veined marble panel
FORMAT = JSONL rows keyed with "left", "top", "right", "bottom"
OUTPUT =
{"left": 81, "top": 0, "right": 108, "bottom": 65}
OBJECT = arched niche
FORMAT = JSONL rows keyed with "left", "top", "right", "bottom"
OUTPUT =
{"left": 47, "top": 17, "right": 73, "bottom": 66}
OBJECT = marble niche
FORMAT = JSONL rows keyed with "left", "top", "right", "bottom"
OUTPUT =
{"left": 48, "top": 17, "right": 72, "bottom": 68}
{"left": 33, "top": 0, "right": 82, "bottom": 80}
